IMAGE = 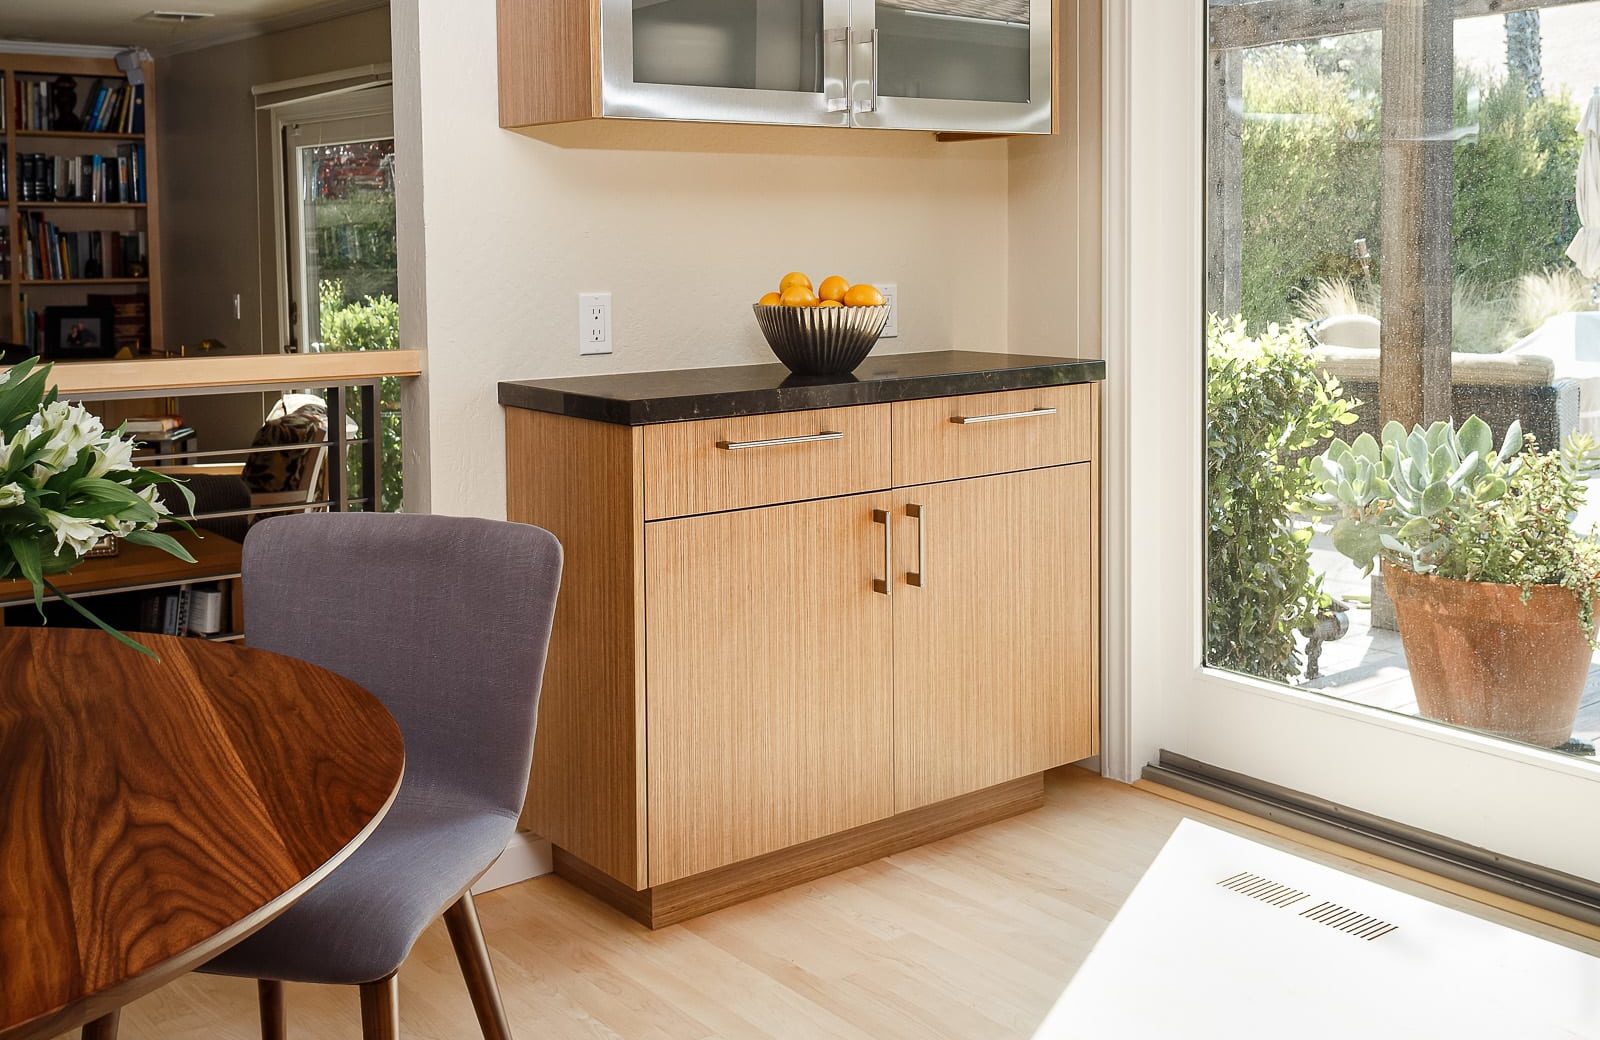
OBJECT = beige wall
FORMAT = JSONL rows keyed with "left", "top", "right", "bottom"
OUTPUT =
{"left": 155, "top": 6, "right": 390, "bottom": 443}
{"left": 395, "top": 0, "right": 1101, "bottom": 519}
{"left": 1010, "top": 0, "right": 1103, "bottom": 362}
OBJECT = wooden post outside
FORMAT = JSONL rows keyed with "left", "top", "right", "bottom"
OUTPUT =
{"left": 1207, "top": 47, "right": 1245, "bottom": 320}
{"left": 1379, "top": 0, "right": 1455, "bottom": 429}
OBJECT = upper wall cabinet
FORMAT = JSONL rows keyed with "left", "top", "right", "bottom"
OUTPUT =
{"left": 496, "top": 0, "right": 1053, "bottom": 135}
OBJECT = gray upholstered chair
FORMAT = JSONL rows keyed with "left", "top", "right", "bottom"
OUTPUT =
{"left": 199, "top": 512, "right": 562, "bottom": 1040}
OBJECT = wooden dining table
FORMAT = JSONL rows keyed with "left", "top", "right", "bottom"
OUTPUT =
{"left": 0, "top": 628, "right": 405, "bottom": 1040}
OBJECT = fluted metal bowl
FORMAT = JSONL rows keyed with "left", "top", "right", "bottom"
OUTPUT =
{"left": 753, "top": 304, "right": 891, "bottom": 376}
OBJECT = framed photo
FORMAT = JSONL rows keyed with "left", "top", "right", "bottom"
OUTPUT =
{"left": 43, "top": 304, "right": 117, "bottom": 361}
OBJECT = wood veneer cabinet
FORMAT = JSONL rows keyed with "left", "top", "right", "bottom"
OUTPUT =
{"left": 501, "top": 352, "right": 1102, "bottom": 926}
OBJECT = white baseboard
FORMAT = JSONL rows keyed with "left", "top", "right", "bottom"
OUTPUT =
{"left": 472, "top": 831, "right": 553, "bottom": 893}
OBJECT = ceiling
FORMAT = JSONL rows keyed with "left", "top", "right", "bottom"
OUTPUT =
{"left": 0, "top": 0, "right": 384, "bottom": 54}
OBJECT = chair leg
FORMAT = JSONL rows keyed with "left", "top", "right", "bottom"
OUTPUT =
{"left": 358, "top": 974, "right": 399, "bottom": 1040}
{"left": 258, "top": 980, "right": 286, "bottom": 1040}
{"left": 81, "top": 1011, "right": 120, "bottom": 1039}
{"left": 443, "top": 892, "right": 514, "bottom": 1040}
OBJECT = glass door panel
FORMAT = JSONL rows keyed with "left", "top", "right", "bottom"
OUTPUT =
{"left": 874, "top": 1, "right": 1030, "bottom": 103}
{"left": 602, "top": 0, "right": 852, "bottom": 126}
{"left": 849, "top": 0, "right": 1051, "bottom": 133}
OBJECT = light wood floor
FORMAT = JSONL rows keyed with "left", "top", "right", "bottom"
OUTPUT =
{"left": 112, "top": 769, "right": 1600, "bottom": 1040}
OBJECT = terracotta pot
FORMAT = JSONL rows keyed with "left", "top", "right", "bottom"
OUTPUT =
{"left": 1385, "top": 566, "right": 1592, "bottom": 748}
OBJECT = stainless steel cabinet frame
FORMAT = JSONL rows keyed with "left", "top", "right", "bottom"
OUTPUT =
{"left": 596, "top": 0, "right": 1052, "bottom": 134}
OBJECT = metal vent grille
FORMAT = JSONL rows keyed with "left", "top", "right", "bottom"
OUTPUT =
{"left": 1298, "top": 901, "right": 1399, "bottom": 941}
{"left": 1217, "top": 872, "right": 1309, "bottom": 908}
{"left": 1217, "top": 873, "right": 1398, "bottom": 941}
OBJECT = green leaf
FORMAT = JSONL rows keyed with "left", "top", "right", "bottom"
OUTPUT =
{"left": 1420, "top": 480, "right": 1453, "bottom": 516}
{"left": 1456, "top": 415, "right": 1493, "bottom": 459}
{"left": 1446, "top": 452, "right": 1481, "bottom": 491}
{"left": 1499, "top": 420, "right": 1524, "bottom": 462}
{"left": 5, "top": 533, "right": 45, "bottom": 614}
{"left": 1330, "top": 518, "right": 1383, "bottom": 568}
{"left": 1350, "top": 432, "right": 1380, "bottom": 463}
{"left": 121, "top": 529, "right": 197, "bottom": 563}
{"left": 42, "top": 578, "right": 158, "bottom": 659}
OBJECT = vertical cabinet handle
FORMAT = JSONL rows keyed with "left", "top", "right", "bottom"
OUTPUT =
{"left": 872, "top": 508, "right": 892, "bottom": 596}
{"left": 906, "top": 504, "right": 926, "bottom": 588}
{"left": 823, "top": 27, "right": 851, "bottom": 113}
{"left": 852, "top": 28, "right": 879, "bottom": 114}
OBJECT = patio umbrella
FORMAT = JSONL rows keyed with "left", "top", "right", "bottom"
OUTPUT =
{"left": 1568, "top": 88, "right": 1600, "bottom": 289}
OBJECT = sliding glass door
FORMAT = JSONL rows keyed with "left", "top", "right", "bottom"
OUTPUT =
{"left": 1114, "top": 0, "right": 1600, "bottom": 880}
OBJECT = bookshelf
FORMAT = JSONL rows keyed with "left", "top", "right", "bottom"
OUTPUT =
{"left": 1, "top": 51, "right": 163, "bottom": 356}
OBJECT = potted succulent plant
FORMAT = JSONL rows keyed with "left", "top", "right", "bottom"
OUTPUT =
{"left": 1315, "top": 416, "right": 1600, "bottom": 748}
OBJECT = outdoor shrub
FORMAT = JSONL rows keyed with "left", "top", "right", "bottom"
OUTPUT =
{"left": 1453, "top": 76, "right": 1582, "bottom": 289}
{"left": 319, "top": 279, "right": 404, "bottom": 512}
{"left": 1207, "top": 317, "right": 1359, "bottom": 681}
{"left": 1237, "top": 43, "right": 1583, "bottom": 335}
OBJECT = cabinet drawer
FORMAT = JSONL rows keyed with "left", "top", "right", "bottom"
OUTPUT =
{"left": 891, "top": 384, "right": 1096, "bottom": 486}
{"left": 644, "top": 405, "right": 891, "bottom": 520}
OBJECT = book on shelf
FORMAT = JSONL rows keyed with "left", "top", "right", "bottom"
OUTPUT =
{"left": 16, "top": 78, "right": 143, "bottom": 135}
{"left": 19, "top": 213, "right": 147, "bottom": 280}
{"left": 133, "top": 426, "right": 195, "bottom": 444}
{"left": 16, "top": 147, "right": 147, "bottom": 204}
{"left": 120, "top": 414, "right": 184, "bottom": 434}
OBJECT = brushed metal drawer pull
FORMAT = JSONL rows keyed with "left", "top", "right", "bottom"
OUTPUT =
{"left": 950, "top": 407, "right": 1057, "bottom": 425}
{"left": 907, "top": 503, "right": 926, "bottom": 588}
{"left": 715, "top": 431, "right": 844, "bottom": 451}
{"left": 873, "top": 509, "right": 892, "bottom": 596}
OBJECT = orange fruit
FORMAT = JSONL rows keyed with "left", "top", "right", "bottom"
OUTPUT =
{"left": 843, "top": 283, "right": 885, "bottom": 307}
{"left": 779, "top": 271, "right": 813, "bottom": 292}
{"left": 817, "top": 275, "right": 850, "bottom": 303}
{"left": 780, "top": 285, "right": 820, "bottom": 307}
{"left": 758, "top": 291, "right": 783, "bottom": 307}
{"left": 819, "top": 300, "right": 845, "bottom": 308}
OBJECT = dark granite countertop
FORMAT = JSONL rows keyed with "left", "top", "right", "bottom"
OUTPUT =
{"left": 498, "top": 350, "right": 1106, "bottom": 426}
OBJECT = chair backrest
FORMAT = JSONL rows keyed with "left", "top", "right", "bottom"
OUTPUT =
{"left": 242, "top": 513, "right": 563, "bottom": 819}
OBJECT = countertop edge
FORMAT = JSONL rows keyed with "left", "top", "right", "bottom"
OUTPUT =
{"left": 498, "top": 354, "right": 1106, "bottom": 427}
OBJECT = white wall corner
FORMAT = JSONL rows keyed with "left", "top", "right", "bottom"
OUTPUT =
{"left": 389, "top": 0, "right": 432, "bottom": 514}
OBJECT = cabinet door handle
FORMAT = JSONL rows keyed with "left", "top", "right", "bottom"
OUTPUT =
{"left": 852, "top": 27, "right": 879, "bottom": 113}
{"left": 716, "top": 431, "right": 843, "bottom": 451}
{"left": 872, "top": 508, "right": 892, "bottom": 596}
{"left": 950, "top": 407, "right": 1057, "bottom": 425}
{"left": 907, "top": 503, "right": 926, "bottom": 588}
{"left": 823, "top": 27, "right": 850, "bottom": 113}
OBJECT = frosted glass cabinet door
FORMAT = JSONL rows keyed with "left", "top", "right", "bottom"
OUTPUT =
{"left": 601, "top": 0, "right": 854, "bottom": 126}
{"left": 848, "top": 0, "right": 1052, "bottom": 133}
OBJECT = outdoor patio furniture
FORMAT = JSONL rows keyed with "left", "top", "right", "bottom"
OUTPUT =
{"left": 1311, "top": 341, "right": 1579, "bottom": 451}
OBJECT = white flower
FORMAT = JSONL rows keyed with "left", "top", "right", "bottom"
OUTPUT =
{"left": 0, "top": 482, "right": 23, "bottom": 508}
{"left": 136, "top": 483, "right": 171, "bottom": 517}
{"left": 87, "top": 435, "right": 137, "bottom": 479}
{"left": 27, "top": 402, "right": 105, "bottom": 474}
{"left": 44, "top": 510, "right": 108, "bottom": 558}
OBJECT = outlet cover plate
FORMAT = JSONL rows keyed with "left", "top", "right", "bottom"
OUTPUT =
{"left": 579, "top": 292, "right": 613, "bottom": 355}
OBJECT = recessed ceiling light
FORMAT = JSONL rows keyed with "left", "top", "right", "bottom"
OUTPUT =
{"left": 140, "top": 10, "right": 216, "bottom": 23}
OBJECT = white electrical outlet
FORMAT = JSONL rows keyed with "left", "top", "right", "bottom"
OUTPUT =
{"left": 880, "top": 283, "right": 899, "bottom": 338}
{"left": 579, "top": 292, "right": 612, "bottom": 355}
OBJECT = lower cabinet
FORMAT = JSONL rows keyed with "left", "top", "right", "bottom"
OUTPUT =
{"left": 892, "top": 465, "right": 1097, "bottom": 811}
{"left": 644, "top": 465, "right": 1096, "bottom": 880}
{"left": 645, "top": 493, "right": 895, "bottom": 884}
{"left": 504, "top": 377, "right": 1102, "bottom": 924}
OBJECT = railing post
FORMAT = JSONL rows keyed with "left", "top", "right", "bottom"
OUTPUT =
{"left": 328, "top": 384, "right": 350, "bottom": 512}
{"left": 360, "top": 381, "right": 382, "bottom": 512}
